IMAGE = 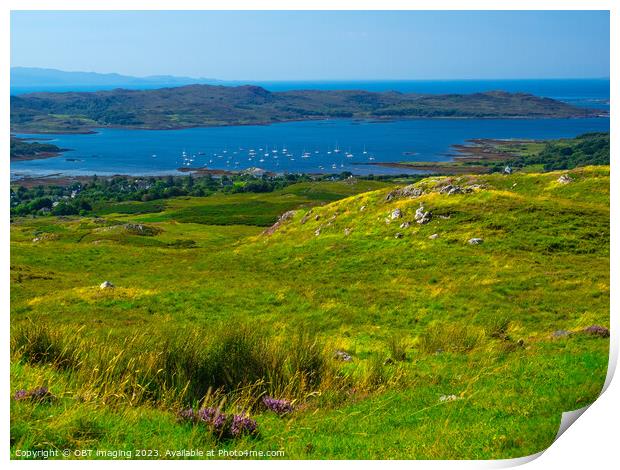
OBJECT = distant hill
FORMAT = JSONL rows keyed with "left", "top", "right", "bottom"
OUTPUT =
{"left": 10, "top": 67, "right": 220, "bottom": 93}
{"left": 10, "top": 83, "right": 603, "bottom": 133}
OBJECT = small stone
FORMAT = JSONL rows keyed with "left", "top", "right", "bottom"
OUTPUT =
{"left": 582, "top": 325, "right": 609, "bottom": 337}
{"left": 359, "top": 205, "right": 366, "bottom": 211}
{"left": 334, "top": 350, "right": 352, "bottom": 362}
{"left": 439, "top": 185, "right": 463, "bottom": 195}
{"left": 439, "top": 394, "right": 459, "bottom": 402}
{"left": 557, "top": 174, "right": 574, "bottom": 184}
{"left": 504, "top": 166, "right": 513, "bottom": 174}
{"left": 314, "top": 228, "right": 321, "bottom": 237}
{"left": 395, "top": 232, "right": 404, "bottom": 239}
{"left": 551, "top": 330, "right": 572, "bottom": 338}
{"left": 300, "top": 211, "right": 313, "bottom": 224}
{"left": 100, "top": 280, "right": 115, "bottom": 289}
{"left": 429, "top": 233, "right": 439, "bottom": 240}
{"left": 314, "top": 214, "right": 320, "bottom": 221}
{"left": 391, "top": 208, "right": 402, "bottom": 219}
{"left": 468, "top": 238, "right": 484, "bottom": 245}
{"left": 415, "top": 205, "right": 432, "bottom": 224}
{"left": 400, "top": 221, "right": 411, "bottom": 229}
{"left": 344, "top": 227, "right": 351, "bottom": 236}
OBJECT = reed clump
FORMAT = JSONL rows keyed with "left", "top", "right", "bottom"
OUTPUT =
{"left": 11, "top": 319, "right": 398, "bottom": 411}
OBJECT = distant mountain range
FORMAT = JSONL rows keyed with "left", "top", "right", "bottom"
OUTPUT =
{"left": 10, "top": 67, "right": 222, "bottom": 93}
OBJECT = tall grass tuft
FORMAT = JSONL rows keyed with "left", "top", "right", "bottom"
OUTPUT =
{"left": 386, "top": 333, "right": 408, "bottom": 361}
{"left": 10, "top": 319, "right": 367, "bottom": 410}
{"left": 11, "top": 322, "right": 82, "bottom": 370}
{"left": 418, "top": 323, "right": 485, "bottom": 354}
{"left": 485, "top": 316, "right": 512, "bottom": 340}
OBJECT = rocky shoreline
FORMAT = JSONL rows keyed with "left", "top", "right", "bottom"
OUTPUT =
{"left": 357, "top": 138, "right": 541, "bottom": 174}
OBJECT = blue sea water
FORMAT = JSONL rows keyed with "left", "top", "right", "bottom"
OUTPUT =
{"left": 10, "top": 79, "right": 610, "bottom": 179}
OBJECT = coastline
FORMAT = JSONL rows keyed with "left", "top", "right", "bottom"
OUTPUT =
{"left": 10, "top": 135, "right": 71, "bottom": 161}
{"left": 355, "top": 138, "right": 545, "bottom": 174}
{"left": 9, "top": 110, "right": 608, "bottom": 137}
{"left": 10, "top": 150, "right": 66, "bottom": 162}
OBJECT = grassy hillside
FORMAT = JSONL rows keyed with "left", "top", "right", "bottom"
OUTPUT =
{"left": 10, "top": 85, "right": 601, "bottom": 133}
{"left": 10, "top": 167, "right": 609, "bottom": 459}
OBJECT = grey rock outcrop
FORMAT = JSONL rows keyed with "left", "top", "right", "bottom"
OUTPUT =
{"left": 391, "top": 208, "right": 402, "bottom": 220}
{"left": 263, "top": 210, "right": 296, "bottom": 235}
{"left": 415, "top": 206, "right": 432, "bottom": 224}
{"left": 385, "top": 185, "right": 424, "bottom": 201}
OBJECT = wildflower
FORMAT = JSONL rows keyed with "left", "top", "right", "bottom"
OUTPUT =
{"left": 178, "top": 408, "right": 196, "bottom": 422}
{"left": 13, "top": 387, "right": 55, "bottom": 402}
{"left": 197, "top": 407, "right": 227, "bottom": 433}
{"left": 262, "top": 396, "right": 294, "bottom": 415}
{"left": 29, "top": 387, "right": 52, "bottom": 400}
{"left": 13, "top": 390, "right": 29, "bottom": 401}
{"left": 177, "top": 407, "right": 258, "bottom": 439}
{"left": 230, "top": 414, "right": 258, "bottom": 437}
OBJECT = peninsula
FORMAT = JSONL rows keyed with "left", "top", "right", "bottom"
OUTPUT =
{"left": 10, "top": 84, "right": 603, "bottom": 134}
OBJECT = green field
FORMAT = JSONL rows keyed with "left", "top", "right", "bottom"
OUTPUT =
{"left": 10, "top": 168, "right": 609, "bottom": 459}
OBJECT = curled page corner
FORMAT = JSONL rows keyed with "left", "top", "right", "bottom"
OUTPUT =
{"left": 495, "top": 343, "right": 615, "bottom": 468}
{"left": 554, "top": 405, "right": 591, "bottom": 441}
{"left": 492, "top": 407, "right": 592, "bottom": 468}
{"left": 492, "top": 450, "right": 545, "bottom": 468}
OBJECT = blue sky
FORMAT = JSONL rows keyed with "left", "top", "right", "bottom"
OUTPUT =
{"left": 11, "top": 10, "right": 610, "bottom": 80}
